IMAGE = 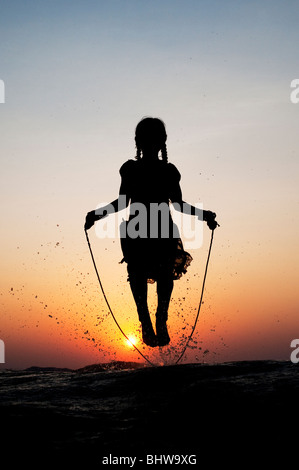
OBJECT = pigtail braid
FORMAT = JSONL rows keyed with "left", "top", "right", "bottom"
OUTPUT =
{"left": 135, "top": 147, "right": 142, "bottom": 160}
{"left": 161, "top": 142, "right": 168, "bottom": 163}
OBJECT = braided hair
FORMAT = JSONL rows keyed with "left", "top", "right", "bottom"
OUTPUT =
{"left": 135, "top": 117, "right": 168, "bottom": 163}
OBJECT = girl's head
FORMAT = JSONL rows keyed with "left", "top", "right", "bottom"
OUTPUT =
{"left": 135, "top": 117, "right": 168, "bottom": 162}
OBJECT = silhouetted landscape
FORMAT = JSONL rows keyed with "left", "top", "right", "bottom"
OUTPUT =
{"left": 1, "top": 360, "right": 298, "bottom": 467}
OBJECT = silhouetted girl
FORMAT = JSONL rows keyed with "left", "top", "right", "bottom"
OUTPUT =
{"left": 85, "top": 117, "right": 217, "bottom": 347}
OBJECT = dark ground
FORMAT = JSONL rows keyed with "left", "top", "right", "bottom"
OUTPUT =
{"left": 1, "top": 360, "right": 298, "bottom": 467}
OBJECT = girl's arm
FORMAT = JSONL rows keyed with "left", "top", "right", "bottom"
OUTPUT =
{"left": 170, "top": 184, "right": 218, "bottom": 230}
{"left": 84, "top": 181, "right": 130, "bottom": 231}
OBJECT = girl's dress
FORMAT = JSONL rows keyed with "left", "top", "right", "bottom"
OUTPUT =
{"left": 119, "top": 158, "right": 192, "bottom": 283}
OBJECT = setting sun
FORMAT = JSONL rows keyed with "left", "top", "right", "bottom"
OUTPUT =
{"left": 125, "top": 335, "right": 138, "bottom": 348}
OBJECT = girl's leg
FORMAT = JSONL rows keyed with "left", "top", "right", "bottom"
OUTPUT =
{"left": 156, "top": 272, "right": 173, "bottom": 346}
{"left": 128, "top": 268, "right": 157, "bottom": 347}
{"left": 128, "top": 270, "right": 148, "bottom": 322}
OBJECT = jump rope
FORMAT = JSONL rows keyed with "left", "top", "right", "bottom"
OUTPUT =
{"left": 85, "top": 226, "right": 216, "bottom": 367}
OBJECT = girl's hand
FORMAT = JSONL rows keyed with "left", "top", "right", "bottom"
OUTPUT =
{"left": 84, "top": 211, "right": 96, "bottom": 231}
{"left": 204, "top": 211, "right": 219, "bottom": 230}
{"left": 84, "top": 210, "right": 108, "bottom": 230}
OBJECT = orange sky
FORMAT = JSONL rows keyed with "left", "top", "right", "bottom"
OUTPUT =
{"left": 1, "top": 1, "right": 299, "bottom": 369}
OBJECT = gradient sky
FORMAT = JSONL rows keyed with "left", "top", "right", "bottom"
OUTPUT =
{"left": 1, "top": 0, "right": 299, "bottom": 369}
